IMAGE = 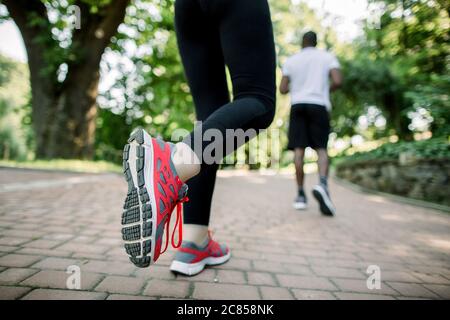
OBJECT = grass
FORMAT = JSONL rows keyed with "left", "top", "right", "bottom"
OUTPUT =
{"left": 0, "top": 159, "right": 122, "bottom": 174}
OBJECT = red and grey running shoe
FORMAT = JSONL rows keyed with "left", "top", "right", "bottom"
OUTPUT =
{"left": 122, "top": 128, "right": 189, "bottom": 267}
{"left": 170, "top": 231, "right": 231, "bottom": 276}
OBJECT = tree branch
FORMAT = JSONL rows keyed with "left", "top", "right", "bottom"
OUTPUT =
{"left": 60, "top": 0, "right": 130, "bottom": 92}
{"left": 2, "top": 0, "right": 47, "bottom": 30}
{"left": 2, "top": 0, "right": 59, "bottom": 89}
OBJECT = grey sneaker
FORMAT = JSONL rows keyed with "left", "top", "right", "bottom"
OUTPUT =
{"left": 170, "top": 232, "right": 231, "bottom": 276}
{"left": 312, "top": 184, "right": 335, "bottom": 216}
{"left": 293, "top": 193, "right": 307, "bottom": 210}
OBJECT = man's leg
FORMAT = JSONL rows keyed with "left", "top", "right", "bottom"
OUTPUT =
{"left": 288, "top": 104, "right": 309, "bottom": 209}
{"left": 316, "top": 148, "right": 329, "bottom": 187}
{"left": 309, "top": 104, "right": 335, "bottom": 216}
{"left": 293, "top": 147, "right": 308, "bottom": 209}
{"left": 294, "top": 148, "right": 305, "bottom": 189}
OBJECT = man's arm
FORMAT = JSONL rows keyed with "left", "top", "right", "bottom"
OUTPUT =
{"left": 330, "top": 68, "right": 343, "bottom": 92}
{"left": 279, "top": 76, "right": 290, "bottom": 94}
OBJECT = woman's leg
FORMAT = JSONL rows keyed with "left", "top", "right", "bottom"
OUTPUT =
{"left": 175, "top": 0, "right": 276, "bottom": 224}
{"left": 181, "top": 0, "right": 277, "bottom": 164}
{"left": 174, "top": 0, "right": 230, "bottom": 238}
{"left": 168, "top": 0, "right": 276, "bottom": 275}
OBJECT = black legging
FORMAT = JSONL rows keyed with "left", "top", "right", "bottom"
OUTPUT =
{"left": 175, "top": 0, "right": 276, "bottom": 225}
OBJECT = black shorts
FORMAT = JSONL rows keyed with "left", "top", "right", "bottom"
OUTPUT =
{"left": 287, "top": 103, "right": 330, "bottom": 150}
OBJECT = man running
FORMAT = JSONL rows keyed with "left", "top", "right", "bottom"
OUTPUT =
{"left": 279, "top": 31, "right": 342, "bottom": 216}
{"left": 121, "top": 0, "right": 276, "bottom": 276}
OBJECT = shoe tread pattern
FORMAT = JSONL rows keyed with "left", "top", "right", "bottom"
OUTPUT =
{"left": 122, "top": 129, "right": 154, "bottom": 267}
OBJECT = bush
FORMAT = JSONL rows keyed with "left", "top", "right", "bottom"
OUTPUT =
{"left": 337, "top": 137, "right": 449, "bottom": 165}
{"left": 0, "top": 55, "right": 31, "bottom": 161}
{"left": 0, "top": 106, "right": 28, "bottom": 160}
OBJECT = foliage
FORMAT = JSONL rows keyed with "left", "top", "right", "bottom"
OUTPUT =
{"left": 0, "top": 159, "right": 121, "bottom": 173}
{"left": 405, "top": 73, "right": 450, "bottom": 137}
{"left": 0, "top": 0, "right": 448, "bottom": 165}
{"left": 0, "top": 55, "right": 31, "bottom": 160}
{"left": 337, "top": 137, "right": 449, "bottom": 164}
{"left": 95, "top": 0, "right": 194, "bottom": 162}
{"left": 334, "top": 0, "right": 450, "bottom": 141}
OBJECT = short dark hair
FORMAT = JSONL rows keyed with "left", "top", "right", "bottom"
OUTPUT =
{"left": 302, "top": 31, "right": 317, "bottom": 47}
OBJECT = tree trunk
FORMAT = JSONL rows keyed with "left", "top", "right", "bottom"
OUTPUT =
{"left": 384, "top": 91, "right": 413, "bottom": 141}
{"left": 47, "top": 69, "right": 100, "bottom": 159}
{"left": 3, "top": 0, "right": 130, "bottom": 159}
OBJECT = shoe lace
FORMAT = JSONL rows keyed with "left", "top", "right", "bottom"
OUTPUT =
{"left": 159, "top": 180, "right": 189, "bottom": 254}
{"left": 171, "top": 195, "right": 189, "bottom": 248}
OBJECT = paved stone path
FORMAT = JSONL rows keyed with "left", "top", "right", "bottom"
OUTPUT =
{"left": 0, "top": 167, "right": 449, "bottom": 300}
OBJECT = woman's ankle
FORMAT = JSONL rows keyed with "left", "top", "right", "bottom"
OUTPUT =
{"left": 171, "top": 142, "right": 201, "bottom": 182}
{"left": 183, "top": 224, "right": 209, "bottom": 246}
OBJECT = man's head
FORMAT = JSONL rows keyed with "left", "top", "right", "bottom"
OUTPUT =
{"left": 302, "top": 31, "right": 317, "bottom": 48}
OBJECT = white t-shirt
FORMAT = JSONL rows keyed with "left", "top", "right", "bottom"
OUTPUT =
{"left": 282, "top": 47, "right": 340, "bottom": 110}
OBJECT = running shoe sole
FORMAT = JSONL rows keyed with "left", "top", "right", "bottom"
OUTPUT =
{"left": 293, "top": 202, "right": 307, "bottom": 210}
{"left": 122, "top": 128, "right": 157, "bottom": 267}
{"left": 170, "top": 251, "right": 231, "bottom": 276}
{"left": 312, "top": 185, "right": 335, "bottom": 216}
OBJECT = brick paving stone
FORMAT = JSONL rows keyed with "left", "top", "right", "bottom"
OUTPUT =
{"left": 22, "top": 239, "right": 61, "bottom": 249}
{"left": 231, "top": 250, "right": 263, "bottom": 260}
{"left": 96, "top": 238, "right": 122, "bottom": 246}
{"left": 0, "top": 237, "right": 31, "bottom": 246}
{"left": 22, "top": 289, "right": 107, "bottom": 300}
{"left": 292, "top": 289, "right": 336, "bottom": 300}
{"left": 260, "top": 286, "right": 294, "bottom": 300}
{"left": 80, "top": 260, "right": 136, "bottom": 276}
{"left": 134, "top": 265, "right": 177, "bottom": 281}
{"left": 1, "top": 229, "right": 45, "bottom": 239}
{"left": 71, "top": 236, "right": 98, "bottom": 244}
{"left": 32, "top": 257, "right": 82, "bottom": 270}
{"left": 107, "top": 294, "right": 156, "bottom": 300}
{"left": 71, "top": 252, "right": 107, "bottom": 260}
{"left": 247, "top": 272, "right": 276, "bottom": 286}
{"left": 0, "top": 285, "right": 31, "bottom": 299}
{"left": 333, "top": 278, "right": 399, "bottom": 296}
{"left": 216, "top": 270, "right": 246, "bottom": 284}
{"left": 217, "top": 258, "right": 251, "bottom": 271}
{"left": 312, "top": 266, "right": 366, "bottom": 279}
{"left": 1, "top": 169, "right": 450, "bottom": 300}
{"left": 282, "top": 263, "right": 314, "bottom": 276}
{"left": 95, "top": 276, "right": 144, "bottom": 295}
{"left": 378, "top": 271, "right": 422, "bottom": 283}
{"left": 335, "top": 292, "right": 396, "bottom": 300}
{"left": 55, "top": 243, "right": 109, "bottom": 254}
{"left": 143, "top": 279, "right": 190, "bottom": 298}
{"left": 276, "top": 274, "right": 337, "bottom": 291}
{"left": 0, "top": 254, "right": 42, "bottom": 268}
{"left": 308, "top": 257, "right": 369, "bottom": 269}
{"left": 193, "top": 283, "right": 260, "bottom": 300}
{"left": 422, "top": 284, "right": 450, "bottom": 299}
{"left": 0, "top": 245, "right": 19, "bottom": 253}
{"left": 177, "top": 269, "right": 217, "bottom": 282}
{"left": 21, "top": 270, "right": 103, "bottom": 290}
{"left": 262, "top": 253, "right": 308, "bottom": 265}
{"left": 409, "top": 272, "right": 450, "bottom": 285}
{"left": 17, "top": 248, "right": 72, "bottom": 258}
{"left": 0, "top": 268, "right": 39, "bottom": 284}
{"left": 386, "top": 282, "right": 439, "bottom": 298}
{"left": 252, "top": 260, "right": 286, "bottom": 273}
